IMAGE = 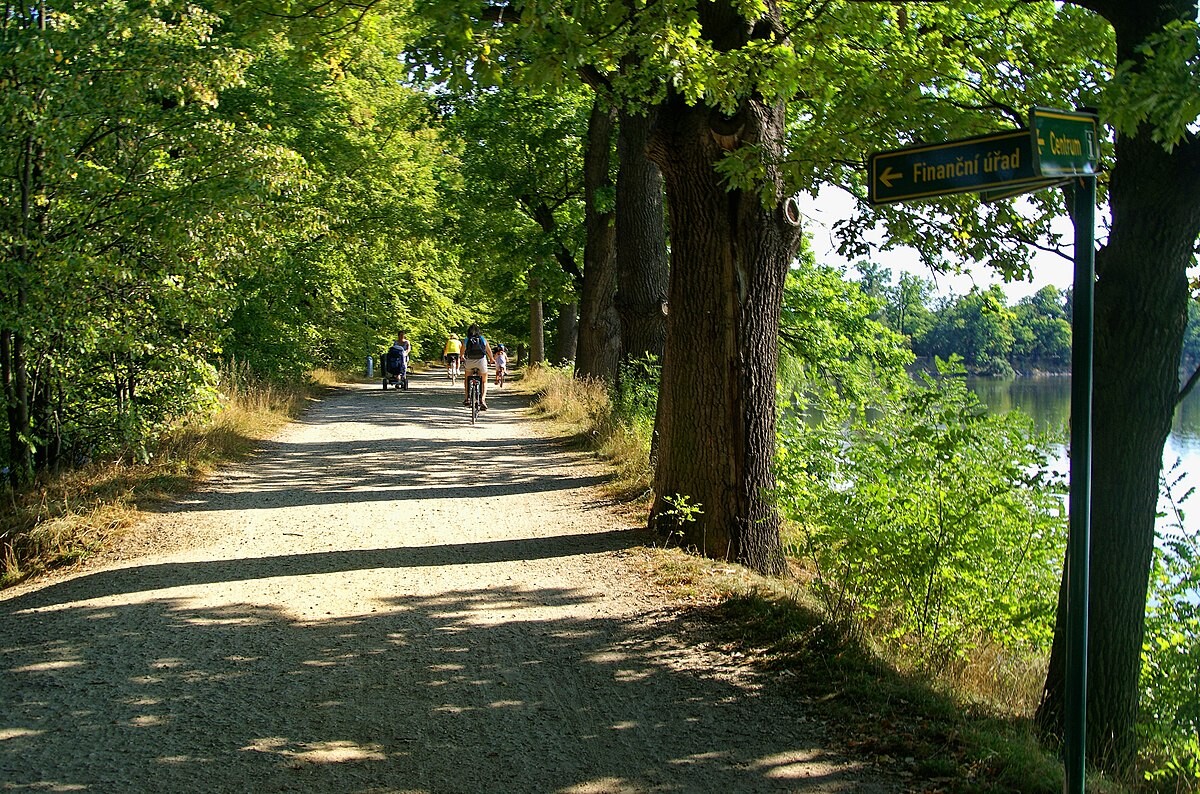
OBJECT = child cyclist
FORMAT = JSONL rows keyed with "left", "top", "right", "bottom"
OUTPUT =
{"left": 493, "top": 344, "right": 508, "bottom": 387}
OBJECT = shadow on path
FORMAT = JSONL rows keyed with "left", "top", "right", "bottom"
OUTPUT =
{"left": 7, "top": 530, "right": 640, "bottom": 611}
{"left": 0, "top": 379, "right": 899, "bottom": 793}
{"left": 149, "top": 375, "right": 603, "bottom": 514}
{"left": 1, "top": 583, "right": 890, "bottom": 793}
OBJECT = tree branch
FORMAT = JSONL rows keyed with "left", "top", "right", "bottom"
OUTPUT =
{"left": 1178, "top": 364, "right": 1200, "bottom": 406}
{"left": 519, "top": 195, "right": 585, "bottom": 291}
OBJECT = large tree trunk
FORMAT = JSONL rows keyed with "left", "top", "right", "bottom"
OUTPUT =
{"left": 554, "top": 302, "right": 578, "bottom": 365}
{"left": 643, "top": 1, "right": 800, "bottom": 576}
{"left": 1038, "top": 0, "right": 1200, "bottom": 774}
{"left": 575, "top": 99, "right": 621, "bottom": 383}
{"left": 615, "top": 107, "right": 669, "bottom": 363}
{"left": 1039, "top": 131, "right": 1200, "bottom": 773}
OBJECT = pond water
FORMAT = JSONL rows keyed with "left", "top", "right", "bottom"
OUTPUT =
{"left": 966, "top": 376, "right": 1200, "bottom": 538}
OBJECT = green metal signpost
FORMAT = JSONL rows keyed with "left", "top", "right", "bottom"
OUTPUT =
{"left": 869, "top": 108, "right": 1099, "bottom": 794}
{"left": 1034, "top": 107, "right": 1100, "bottom": 794}
{"left": 1064, "top": 163, "right": 1095, "bottom": 794}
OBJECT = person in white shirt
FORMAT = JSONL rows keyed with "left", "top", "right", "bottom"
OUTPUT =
{"left": 493, "top": 344, "right": 508, "bottom": 387}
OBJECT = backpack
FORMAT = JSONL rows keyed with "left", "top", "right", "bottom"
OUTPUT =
{"left": 465, "top": 334, "right": 486, "bottom": 358}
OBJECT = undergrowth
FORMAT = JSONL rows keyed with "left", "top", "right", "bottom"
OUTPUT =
{"left": 0, "top": 364, "right": 338, "bottom": 587}
{"left": 636, "top": 544, "right": 1125, "bottom": 793}
{"left": 520, "top": 364, "right": 1133, "bottom": 792}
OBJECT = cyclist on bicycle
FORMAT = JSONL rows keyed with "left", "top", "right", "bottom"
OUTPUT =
{"left": 460, "top": 323, "right": 495, "bottom": 410}
{"left": 443, "top": 333, "right": 463, "bottom": 380}
{"left": 493, "top": 344, "right": 508, "bottom": 387}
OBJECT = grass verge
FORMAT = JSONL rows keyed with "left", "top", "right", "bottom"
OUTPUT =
{"left": 516, "top": 364, "right": 653, "bottom": 503}
{"left": 634, "top": 545, "right": 1133, "bottom": 793}
{"left": 517, "top": 364, "right": 1131, "bottom": 793}
{"left": 0, "top": 366, "right": 340, "bottom": 588}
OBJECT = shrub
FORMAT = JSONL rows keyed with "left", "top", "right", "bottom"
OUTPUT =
{"left": 1139, "top": 460, "right": 1200, "bottom": 786}
{"left": 776, "top": 365, "right": 1067, "bottom": 672}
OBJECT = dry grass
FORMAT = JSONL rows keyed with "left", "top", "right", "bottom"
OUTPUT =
{"left": 625, "top": 543, "right": 1078, "bottom": 791}
{"left": 520, "top": 364, "right": 609, "bottom": 427}
{"left": 938, "top": 640, "right": 1050, "bottom": 717}
{"left": 0, "top": 364, "right": 338, "bottom": 587}
{"left": 517, "top": 365, "right": 653, "bottom": 501}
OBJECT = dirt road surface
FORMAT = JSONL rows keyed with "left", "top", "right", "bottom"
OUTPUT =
{"left": 1, "top": 371, "right": 903, "bottom": 793}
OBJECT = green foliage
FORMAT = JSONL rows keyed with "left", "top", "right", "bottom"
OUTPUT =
{"left": 778, "top": 260, "right": 912, "bottom": 409}
{"left": 1106, "top": 20, "right": 1200, "bottom": 152}
{"left": 845, "top": 270, "right": 1074, "bottom": 376}
{"left": 612, "top": 354, "right": 660, "bottom": 427}
{"left": 1011, "top": 287, "right": 1073, "bottom": 369}
{"left": 659, "top": 493, "right": 704, "bottom": 539}
{"left": 917, "top": 286, "right": 1018, "bottom": 377}
{"left": 887, "top": 271, "right": 936, "bottom": 341}
{"left": 0, "top": 3, "right": 463, "bottom": 478}
{"left": 1181, "top": 300, "right": 1200, "bottom": 371}
{"left": 263, "top": 16, "right": 457, "bottom": 348}
{"left": 809, "top": 2, "right": 1112, "bottom": 280}
{"left": 435, "top": 83, "right": 594, "bottom": 345}
{"left": 216, "top": 22, "right": 465, "bottom": 374}
{"left": 1, "top": 1, "right": 275, "bottom": 472}
{"left": 1139, "top": 459, "right": 1200, "bottom": 785}
{"left": 777, "top": 362, "right": 1067, "bottom": 670}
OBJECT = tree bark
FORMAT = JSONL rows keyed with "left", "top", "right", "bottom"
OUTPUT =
{"left": 1037, "top": 0, "right": 1200, "bottom": 773}
{"left": 615, "top": 107, "right": 669, "bottom": 363}
{"left": 554, "top": 302, "right": 578, "bottom": 365}
{"left": 575, "top": 99, "right": 621, "bottom": 383}
{"left": 528, "top": 281, "right": 545, "bottom": 366}
{"left": 4, "top": 132, "right": 39, "bottom": 487}
{"left": 644, "top": 0, "right": 800, "bottom": 576}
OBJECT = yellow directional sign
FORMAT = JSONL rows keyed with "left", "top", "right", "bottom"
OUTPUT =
{"left": 868, "top": 129, "right": 1037, "bottom": 205}
{"left": 1030, "top": 107, "right": 1099, "bottom": 178}
{"left": 878, "top": 166, "right": 902, "bottom": 189}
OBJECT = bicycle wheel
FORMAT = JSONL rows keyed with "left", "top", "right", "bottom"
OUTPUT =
{"left": 469, "top": 377, "right": 480, "bottom": 425}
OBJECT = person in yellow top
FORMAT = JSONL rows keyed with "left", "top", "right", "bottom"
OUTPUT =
{"left": 443, "top": 334, "right": 463, "bottom": 381}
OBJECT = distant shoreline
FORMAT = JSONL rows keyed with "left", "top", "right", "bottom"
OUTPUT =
{"left": 907, "top": 358, "right": 1070, "bottom": 378}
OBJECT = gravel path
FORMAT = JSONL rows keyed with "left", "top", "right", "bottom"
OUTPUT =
{"left": 1, "top": 371, "right": 901, "bottom": 793}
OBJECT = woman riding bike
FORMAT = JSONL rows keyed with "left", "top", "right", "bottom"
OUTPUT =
{"left": 460, "top": 323, "right": 495, "bottom": 411}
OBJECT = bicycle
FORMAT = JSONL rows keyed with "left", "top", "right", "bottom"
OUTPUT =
{"left": 494, "top": 367, "right": 505, "bottom": 389}
{"left": 466, "top": 366, "right": 484, "bottom": 425}
{"left": 446, "top": 356, "right": 460, "bottom": 384}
